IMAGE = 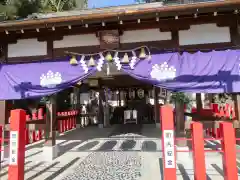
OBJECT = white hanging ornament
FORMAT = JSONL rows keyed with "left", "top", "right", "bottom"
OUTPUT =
{"left": 130, "top": 51, "right": 137, "bottom": 69}
{"left": 79, "top": 55, "right": 89, "bottom": 73}
{"left": 97, "top": 53, "right": 105, "bottom": 71}
{"left": 113, "top": 52, "right": 122, "bottom": 70}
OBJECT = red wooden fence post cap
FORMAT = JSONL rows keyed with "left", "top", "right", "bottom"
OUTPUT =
{"left": 32, "top": 112, "right": 37, "bottom": 120}
{"left": 38, "top": 108, "right": 44, "bottom": 118}
{"left": 26, "top": 114, "right": 31, "bottom": 121}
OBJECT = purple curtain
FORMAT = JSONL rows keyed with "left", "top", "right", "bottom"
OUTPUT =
{"left": 0, "top": 59, "right": 96, "bottom": 100}
{"left": 122, "top": 50, "right": 240, "bottom": 93}
{"left": 1, "top": 50, "right": 240, "bottom": 100}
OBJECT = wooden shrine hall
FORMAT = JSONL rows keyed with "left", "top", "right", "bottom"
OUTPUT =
{"left": 0, "top": 0, "right": 240, "bottom": 158}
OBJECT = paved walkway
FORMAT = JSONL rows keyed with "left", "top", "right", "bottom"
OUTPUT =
{"left": 0, "top": 125, "right": 240, "bottom": 180}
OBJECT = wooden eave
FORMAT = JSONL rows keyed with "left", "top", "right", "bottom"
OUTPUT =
{"left": 0, "top": 1, "right": 239, "bottom": 32}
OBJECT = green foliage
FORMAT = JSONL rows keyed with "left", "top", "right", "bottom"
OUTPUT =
{"left": 40, "top": 0, "right": 77, "bottom": 13}
{"left": 170, "top": 92, "right": 192, "bottom": 105}
{"left": 0, "top": 0, "right": 87, "bottom": 20}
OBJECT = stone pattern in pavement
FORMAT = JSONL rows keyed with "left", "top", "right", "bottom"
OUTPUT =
{"left": 61, "top": 152, "right": 142, "bottom": 180}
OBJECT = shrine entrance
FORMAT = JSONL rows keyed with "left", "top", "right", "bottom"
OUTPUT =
{"left": 79, "top": 62, "right": 167, "bottom": 127}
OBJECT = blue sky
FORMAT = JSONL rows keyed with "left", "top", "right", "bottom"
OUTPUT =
{"left": 88, "top": 0, "right": 138, "bottom": 8}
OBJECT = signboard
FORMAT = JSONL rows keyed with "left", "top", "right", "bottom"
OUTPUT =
{"left": 9, "top": 131, "right": 19, "bottom": 165}
{"left": 98, "top": 30, "right": 120, "bottom": 49}
{"left": 163, "top": 130, "right": 175, "bottom": 168}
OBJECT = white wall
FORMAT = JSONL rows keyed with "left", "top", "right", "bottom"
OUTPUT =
{"left": 8, "top": 39, "right": 47, "bottom": 58}
{"left": 54, "top": 34, "right": 100, "bottom": 48}
{"left": 120, "top": 28, "right": 172, "bottom": 43}
{"left": 179, "top": 23, "right": 230, "bottom": 45}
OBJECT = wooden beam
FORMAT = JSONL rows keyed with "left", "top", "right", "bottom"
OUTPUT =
{"left": 44, "top": 95, "right": 57, "bottom": 146}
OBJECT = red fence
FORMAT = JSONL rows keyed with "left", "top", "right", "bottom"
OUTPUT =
{"left": 0, "top": 109, "right": 78, "bottom": 175}
{"left": 191, "top": 103, "right": 235, "bottom": 119}
{"left": 190, "top": 103, "right": 236, "bottom": 138}
{"left": 162, "top": 105, "right": 239, "bottom": 180}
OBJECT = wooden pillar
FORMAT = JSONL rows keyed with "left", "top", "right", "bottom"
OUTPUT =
{"left": 175, "top": 101, "right": 185, "bottom": 132}
{"left": 196, "top": 93, "right": 203, "bottom": 112}
{"left": 98, "top": 89, "right": 104, "bottom": 128}
{"left": 153, "top": 87, "right": 160, "bottom": 126}
{"left": 175, "top": 99, "right": 186, "bottom": 146}
{"left": 104, "top": 88, "right": 110, "bottom": 127}
{"left": 43, "top": 95, "right": 58, "bottom": 161}
{"left": 118, "top": 90, "right": 121, "bottom": 107}
{"left": 45, "top": 95, "right": 57, "bottom": 146}
{"left": 72, "top": 87, "right": 80, "bottom": 110}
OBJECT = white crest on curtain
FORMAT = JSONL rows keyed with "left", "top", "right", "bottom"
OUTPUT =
{"left": 40, "top": 70, "right": 62, "bottom": 88}
{"left": 150, "top": 62, "right": 176, "bottom": 81}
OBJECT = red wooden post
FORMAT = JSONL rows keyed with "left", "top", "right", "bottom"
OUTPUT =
{"left": 160, "top": 105, "right": 176, "bottom": 180}
{"left": 57, "top": 112, "right": 61, "bottom": 133}
{"left": 32, "top": 113, "right": 37, "bottom": 142}
{"left": 38, "top": 109, "right": 44, "bottom": 140}
{"left": 8, "top": 109, "right": 26, "bottom": 180}
{"left": 220, "top": 122, "right": 238, "bottom": 180}
{"left": 63, "top": 112, "right": 66, "bottom": 131}
{"left": 0, "top": 125, "right": 2, "bottom": 162}
{"left": 191, "top": 122, "right": 206, "bottom": 180}
{"left": 75, "top": 111, "right": 77, "bottom": 128}
{"left": 73, "top": 111, "right": 76, "bottom": 128}
{"left": 25, "top": 129, "right": 29, "bottom": 145}
{"left": 25, "top": 115, "right": 30, "bottom": 144}
{"left": 61, "top": 112, "right": 65, "bottom": 133}
{"left": 68, "top": 112, "right": 71, "bottom": 130}
{"left": 65, "top": 112, "right": 68, "bottom": 131}
{"left": 63, "top": 112, "right": 66, "bottom": 132}
{"left": 76, "top": 110, "right": 78, "bottom": 127}
{"left": 69, "top": 111, "right": 73, "bottom": 129}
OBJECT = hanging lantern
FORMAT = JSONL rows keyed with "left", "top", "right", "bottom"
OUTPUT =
{"left": 105, "top": 52, "right": 113, "bottom": 62}
{"left": 139, "top": 47, "right": 147, "bottom": 59}
{"left": 69, "top": 56, "right": 78, "bottom": 65}
{"left": 122, "top": 53, "right": 129, "bottom": 63}
{"left": 88, "top": 56, "right": 96, "bottom": 67}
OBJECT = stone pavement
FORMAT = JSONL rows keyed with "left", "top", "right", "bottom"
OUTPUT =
{"left": 0, "top": 125, "right": 239, "bottom": 180}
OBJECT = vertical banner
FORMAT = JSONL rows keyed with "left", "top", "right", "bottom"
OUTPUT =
{"left": 163, "top": 130, "right": 175, "bottom": 168}
{"left": 9, "top": 131, "right": 19, "bottom": 165}
{"left": 160, "top": 105, "right": 176, "bottom": 180}
{"left": 8, "top": 109, "right": 26, "bottom": 180}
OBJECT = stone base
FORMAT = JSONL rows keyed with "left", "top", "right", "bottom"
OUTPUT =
{"left": 98, "top": 124, "right": 104, "bottom": 128}
{"left": 42, "top": 145, "right": 59, "bottom": 162}
{"left": 155, "top": 123, "right": 161, "bottom": 129}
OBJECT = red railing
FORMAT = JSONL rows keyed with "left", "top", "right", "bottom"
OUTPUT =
{"left": 0, "top": 109, "right": 78, "bottom": 164}
{"left": 161, "top": 105, "right": 239, "bottom": 180}
{"left": 24, "top": 109, "right": 78, "bottom": 145}
{"left": 190, "top": 103, "right": 236, "bottom": 138}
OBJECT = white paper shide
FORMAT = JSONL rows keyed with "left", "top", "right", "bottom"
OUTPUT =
{"left": 163, "top": 130, "right": 175, "bottom": 168}
{"left": 9, "top": 131, "right": 19, "bottom": 165}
